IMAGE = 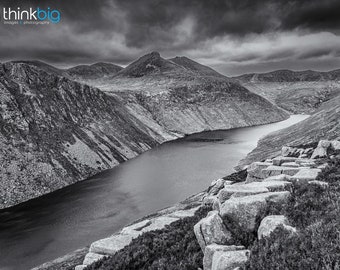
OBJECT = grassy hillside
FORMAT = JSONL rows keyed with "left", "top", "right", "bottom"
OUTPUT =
{"left": 247, "top": 152, "right": 340, "bottom": 269}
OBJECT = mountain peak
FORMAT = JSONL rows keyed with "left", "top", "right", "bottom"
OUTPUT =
{"left": 117, "top": 51, "right": 179, "bottom": 77}
{"left": 169, "top": 56, "right": 225, "bottom": 78}
{"left": 149, "top": 51, "right": 161, "bottom": 57}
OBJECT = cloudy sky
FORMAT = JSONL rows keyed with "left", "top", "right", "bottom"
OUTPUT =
{"left": 1, "top": 0, "right": 340, "bottom": 75}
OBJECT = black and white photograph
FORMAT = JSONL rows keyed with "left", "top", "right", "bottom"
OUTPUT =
{"left": 0, "top": 0, "right": 339, "bottom": 269}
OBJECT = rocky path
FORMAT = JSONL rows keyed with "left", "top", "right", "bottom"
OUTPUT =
{"left": 194, "top": 139, "right": 338, "bottom": 270}
{"left": 73, "top": 139, "right": 339, "bottom": 270}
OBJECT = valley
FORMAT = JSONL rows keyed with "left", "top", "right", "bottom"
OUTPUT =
{"left": 0, "top": 52, "right": 288, "bottom": 209}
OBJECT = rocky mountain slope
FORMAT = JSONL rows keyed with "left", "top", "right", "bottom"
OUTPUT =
{"left": 235, "top": 69, "right": 340, "bottom": 114}
{"left": 10, "top": 60, "right": 123, "bottom": 83}
{"left": 0, "top": 53, "right": 288, "bottom": 209}
{"left": 88, "top": 52, "right": 289, "bottom": 135}
{"left": 239, "top": 94, "right": 340, "bottom": 168}
{"left": 66, "top": 63, "right": 123, "bottom": 81}
{"left": 0, "top": 62, "right": 168, "bottom": 208}
{"left": 73, "top": 140, "right": 339, "bottom": 270}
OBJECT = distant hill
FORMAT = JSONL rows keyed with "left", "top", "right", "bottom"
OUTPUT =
{"left": 239, "top": 93, "right": 340, "bottom": 168}
{"left": 0, "top": 52, "right": 289, "bottom": 208}
{"left": 10, "top": 60, "right": 65, "bottom": 76}
{"left": 235, "top": 69, "right": 340, "bottom": 114}
{"left": 7, "top": 60, "right": 123, "bottom": 82}
{"left": 169, "top": 56, "right": 225, "bottom": 78}
{"left": 235, "top": 69, "right": 340, "bottom": 83}
{"left": 66, "top": 62, "right": 123, "bottom": 80}
{"left": 116, "top": 51, "right": 183, "bottom": 78}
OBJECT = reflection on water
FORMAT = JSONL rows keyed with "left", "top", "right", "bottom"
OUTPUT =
{"left": 0, "top": 115, "right": 308, "bottom": 270}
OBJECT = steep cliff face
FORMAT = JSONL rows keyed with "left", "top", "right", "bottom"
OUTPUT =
{"left": 235, "top": 70, "right": 340, "bottom": 114}
{"left": 90, "top": 52, "right": 289, "bottom": 134}
{"left": 0, "top": 54, "right": 289, "bottom": 209}
{"left": 119, "top": 83, "right": 288, "bottom": 136}
{"left": 238, "top": 94, "right": 340, "bottom": 168}
{"left": 0, "top": 62, "right": 167, "bottom": 208}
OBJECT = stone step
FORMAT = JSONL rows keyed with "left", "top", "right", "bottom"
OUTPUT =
{"left": 272, "top": 156, "right": 298, "bottom": 166}
{"left": 290, "top": 168, "right": 321, "bottom": 182}
{"left": 262, "top": 166, "right": 302, "bottom": 178}
{"left": 89, "top": 234, "right": 134, "bottom": 255}
{"left": 217, "top": 185, "right": 269, "bottom": 204}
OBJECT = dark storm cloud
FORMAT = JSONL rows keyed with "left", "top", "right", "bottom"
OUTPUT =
{"left": 114, "top": 0, "right": 340, "bottom": 47}
{"left": 281, "top": 0, "right": 340, "bottom": 31}
{"left": 0, "top": 0, "right": 339, "bottom": 73}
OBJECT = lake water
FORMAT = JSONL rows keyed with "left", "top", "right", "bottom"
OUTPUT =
{"left": 0, "top": 115, "right": 308, "bottom": 270}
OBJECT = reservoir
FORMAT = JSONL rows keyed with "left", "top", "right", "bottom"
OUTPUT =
{"left": 0, "top": 115, "right": 308, "bottom": 270}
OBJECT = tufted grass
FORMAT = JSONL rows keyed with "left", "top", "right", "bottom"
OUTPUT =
{"left": 247, "top": 151, "right": 340, "bottom": 270}
{"left": 85, "top": 205, "right": 211, "bottom": 270}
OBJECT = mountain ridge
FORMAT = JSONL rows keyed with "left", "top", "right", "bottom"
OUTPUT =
{"left": 235, "top": 68, "right": 340, "bottom": 82}
{"left": 238, "top": 93, "right": 340, "bottom": 168}
{"left": 0, "top": 53, "right": 289, "bottom": 209}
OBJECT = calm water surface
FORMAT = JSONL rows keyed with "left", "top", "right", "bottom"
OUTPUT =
{"left": 0, "top": 115, "right": 308, "bottom": 270}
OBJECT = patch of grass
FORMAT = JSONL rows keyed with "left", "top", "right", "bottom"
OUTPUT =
{"left": 246, "top": 152, "right": 340, "bottom": 270}
{"left": 86, "top": 206, "right": 211, "bottom": 270}
{"left": 292, "top": 141, "right": 318, "bottom": 149}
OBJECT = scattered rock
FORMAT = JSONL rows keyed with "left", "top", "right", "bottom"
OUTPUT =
{"left": 295, "top": 158, "right": 316, "bottom": 165}
{"left": 262, "top": 166, "right": 301, "bottom": 178}
{"left": 224, "top": 180, "right": 233, "bottom": 186}
{"left": 212, "top": 199, "right": 221, "bottom": 212}
{"left": 258, "top": 215, "right": 296, "bottom": 239}
{"left": 317, "top": 163, "right": 328, "bottom": 169}
{"left": 272, "top": 156, "right": 297, "bottom": 166}
{"left": 291, "top": 168, "right": 321, "bottom": 182}
{"left": 75, "top": 265, "right": 87, "bottom": 270}
{"left": 311, "top": 140, "right": 331, "bottom": 159}
{"left": 208, "top": 178, "right": 225, "bottom": 195}
{"left": 194, "top": 211, "right": 235, "bottom": 251}
{"left": 83, "top": 252, "right": 106, "bottom": 265}
{"left": 331, "top": 140, "right": 340, "bottom": 150}
{"left": 120, "top": 219, "right": 152, "bottom": 237}
{"left": 308, "top": 180, "right": 329, "bottom": 188}
{"left": 168, "top": 206, "right": 199, "bottom": 218}
{"left": 281, "top": 146, "right": 295, "bottom": 157}
{"left": 89, "top": 234, "right": 134, "bottom": 255}
{"left": 220, "top": 192, "right": 290, "bottom": 233}
{"left": 211, "top": 250, "right": 249, "bottom": 270}
{"left": 217, "top": 185, "right": 269, "bottom": 204}
{"left": 203, "top": 195, "right": 218, "bottom": 206}
{"left": 281, "top": 146, "right": 314, "bottom": 158}
{"left": 280, "top": 162, "right": 299, "bottom": 167}
{"left": 263, "top": 174, "right": 292, "bottom": 182}
{"left": 240, "top": 181, "right": 291, "bottom": 192}
{"left": 246, "top": 161, "right": 272, "bottom": 182}
{"left": 203, "top": 244, "right": 245, "bottom": 270}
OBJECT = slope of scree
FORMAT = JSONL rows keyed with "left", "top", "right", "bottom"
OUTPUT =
{"left": 0, "top": 62, "right": 166, "bottom": 208}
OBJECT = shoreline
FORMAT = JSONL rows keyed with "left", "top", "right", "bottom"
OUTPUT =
{"left": 28, "top": 116, "right": 314, "bottom": 270}
{"left": 0, "top": 115, "right": 291, "bottom": 212}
